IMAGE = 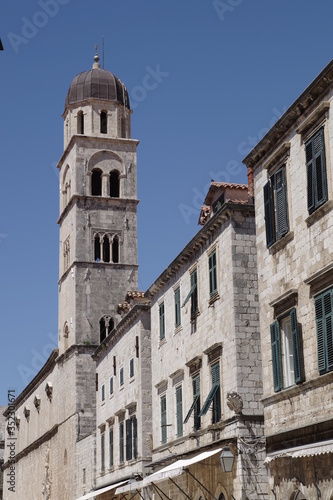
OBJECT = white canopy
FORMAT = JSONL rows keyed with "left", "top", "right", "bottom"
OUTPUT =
{"left": 264, "top": 439, "right": 333, "bottom": 464}
{"left": 75, "top": 479, "right": 128, "bottom": 500}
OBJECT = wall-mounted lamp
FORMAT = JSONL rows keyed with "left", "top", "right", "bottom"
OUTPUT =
{"left": 220, "top": 446, "right": 235, "bottom": 472}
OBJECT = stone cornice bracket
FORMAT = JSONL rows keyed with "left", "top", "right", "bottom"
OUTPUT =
{"left": 263, "top": 142, "right": 291, "bottom": 171}
{"left": 296, "top": 101, "right": 330, "bottom": 137}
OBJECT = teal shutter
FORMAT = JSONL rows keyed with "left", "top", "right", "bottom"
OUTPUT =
{"left": 159, "top": 302, "right": 165, "bottom": 340}
{"left": 209, "top": 251, "right": 217, "bottom": 296}
{"left": 271, "top": 321, "right": 282, "bottom": 391}
{"left": 101, "top": 433, "right": 105, "bottom": 471}
{"left": 109, "top": 428, "right": 114, "bottom": 467}
{"left": 161, "top": 396, "right": 167, "bottom": 443}
{"left": 176, "top": 387, "right": 183, "bottom": 437}
{"left": 314, "top": 129, "right": 327, "bottom": 207}
{"left": 191, "top": 269, "right": 198, "bottom": 314}
{"left": 274, "top": 167, "right": 289, "bottom": 239}
{"left": 126, "top": 418, "right": 132, "bottom": 461}
{"left": 193, "top": 375, "right": 201, "bottom": 430}
{"left": 263, "top": 180, "right": 275, "bottom": 247}
{"left": 306, "top": 128, "right": 328, "bottom": 214}
{"left": 132, "top": 417, "right": 137, "bottom": 459}
{"left": 198, "top": 363, "right": 220, "bottom": 417}
{"left": 119, "top": 422, "right": 124, "bottom": 463}
{"left": 315, "top": 294, "right": 326, "bottom": 374}
{"left": 174, "top": 287, "right": 181, "bottom": 327}
{"left": 290, "top": 309, "right": 302, "bottom": 384}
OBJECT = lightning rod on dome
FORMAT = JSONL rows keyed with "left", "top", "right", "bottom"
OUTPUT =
{"left": 102, "top": 36, "right": 105, "bottom": 69}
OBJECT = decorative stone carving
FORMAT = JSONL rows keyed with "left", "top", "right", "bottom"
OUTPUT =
{"left": 227, "top": 391, "right": 243, "bottom": 414}
{"left": 42, "top": 446, "right": 51, "bottom": 500}
{"left": 45, "top": 382, "right": 53, "bottom": 401}
{"left": 24, "top": 406, "right": 30, "bottom": 420}
{"left": 34, "top": 395, "right": 41, "bottom": 412}
{"left": 15, "top": 415, "right": 20, "bottom": 430}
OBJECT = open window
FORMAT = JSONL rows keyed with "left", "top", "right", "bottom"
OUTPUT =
{"left": 100, "top": 111, "right": 107, "bottom": 134}
{"left": 91, "top": 169, "right": 102, "bottom": 196}
{"left": 110, "top": 170, "right": 120, "bottom": 198}
{"left": 77, "top": 111, "right": 84, "bottom": 134}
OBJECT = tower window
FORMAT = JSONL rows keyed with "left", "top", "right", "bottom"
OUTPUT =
{"left": 91, "top": 169, "right": 102, "bottom": 196}
{"left": 94, "top": 235, "right": 101, "bottom": 262}
{"left": 64, "top": 322, "right": 69, "bottom": 352}
{"left": 103, "top": 235, "right": 110, "bottom": 263}
{"left": 121, "top": 116, "right": 126, "bottom": 138}
{"left": 110, "top": 170, "right": 120, "bottom": 198}
{"left": 100, "top": 111, "right": 107, "bottom": 134}
{"left": 77, "top": 111, "right": 84, "bottom": 134}
{"left": 100, "top": 316, "right": 114, "bottom": 343}
{"left": 112, "top": 236, "right": 119, "bottom": 263}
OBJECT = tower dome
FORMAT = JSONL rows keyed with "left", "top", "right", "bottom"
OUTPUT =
{"left": 65, "top": 51, "right": 130, "bottom": 109}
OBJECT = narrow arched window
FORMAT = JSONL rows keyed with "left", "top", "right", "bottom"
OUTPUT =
{"left": 121, "top": 115, "right": 126, "bottom": 138}
{"left": 77, "top": 111, "right": 84, "bottom": 134}
{"left": 112, "top": 236, "right": 119, "bottom": 263}
{"left": 100, "top": 111, "right": 107, "bottom": 134}
{"left": 103, "top": 235, "right": 110, "bottom": 263}
{"left": 94, "top": 235, "right": 101, "bottom": 261}
{"left": 108, "top": 318, "right": 114, "bottom": 334}
{"left": 91, "top": 169, "right": 102, "bottom": 196}
{"left": 64, "top": 323, "right": 69, "bottom": 351}
{"left": 110, "top": 170, "right": 120, "bottom": 198}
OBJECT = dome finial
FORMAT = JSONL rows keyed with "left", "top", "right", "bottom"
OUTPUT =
{"left": 93, "top": 44, "right": 101, "bottom": 69}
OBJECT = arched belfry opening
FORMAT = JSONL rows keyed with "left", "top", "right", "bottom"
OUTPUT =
{"left": 103, "top": 235, "right": 110, "bottom": 263}
{"left": 100, "top": 316, "right": 114, "bottom": 343}
{"left": 77, "top": 111, "right": 84, "bottom": 134}
{"left": 92, "top": 169, "right": 102, "bottom": 196}
{"left": 112, "top": 236, "right": 119, "bottom": 263}
{"left": 110, "top": 170, "right": 120, "bottom": 198}
{"left": 100, "top": 111, "right": 107, "bottom": 134}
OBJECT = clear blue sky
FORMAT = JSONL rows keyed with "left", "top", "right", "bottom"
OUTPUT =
{"left": 1, "top": 0, "right": 333, "bottom": 404}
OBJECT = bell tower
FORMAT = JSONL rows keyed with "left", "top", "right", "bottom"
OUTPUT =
{"left": 57, "top": 50, "right": 139, "bottom": 354}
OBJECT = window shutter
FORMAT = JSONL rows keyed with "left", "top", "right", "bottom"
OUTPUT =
{"left": 324, "top": 290, "right": 333, "bottom": 372}
{"left": 314, "top": 129, "right": 327, "bottom": 207}
{"left": 270, "top": 321, "right": 282, "bottom": 391}
{"left": 274, "top": 167, "right": 289, "bottom": 239}
{"left": 101, "top": 433, "right": 105, "bottom": 471}
{"left": 183, "top": 395, "right": 199, "bottom": 424}
{"left": 209, "top": 251, "right": 217, "bottom": 296}
{"left": 176, "top": 387, "right": 183, "bottom": 437}
{"left": 290, "top": 309, "right": 302, "bottom": 384}
{"left": 132, "top": 417, "right": 137, "bottom": 459}
{"left": 161, "top": 396, "right": 167, "bottom": 443}
{"left": 126, "top": 419, "right": 132, "bottom": 461}
{"left": 315, "top": 294, "right": 326, "bottom": 374}
{"left": 211, "top": 362, "right": 220, "bottom": 385}
{"left": 198, "top": 385, "right": 219, "bottom": 416}
{"left": 119, "top": 422, "right": 124, "bottom": 463}
{"left": 191, "top": 270, "right": 198, "bottom": 313}
{"left": 263, "top": 180, "right": 275, "bottom": 247}
{"left": 306, "top": 140, "right": 315, "bottom": 213}
{"left": 174, "top": 287, "right": 181, "bottom": 327}
{"left": 159, "top": 302, "right": 165, "bottom": 340}
{"left": 109, "top": 428, "right": 113, "bottom": 467}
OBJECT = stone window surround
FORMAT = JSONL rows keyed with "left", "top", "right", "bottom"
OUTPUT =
{"left": 269, "top": 289, "right": 298, "bottom": 319}
{"left": 304, "top": 262, "right": 333, "bottom": 297}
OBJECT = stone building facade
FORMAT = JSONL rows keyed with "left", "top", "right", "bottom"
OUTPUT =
{"left": 243, "top": 60, "right": 333, "bottom": 499}
{"left": 115, "top": 182, "right": 267, "bottom": 499}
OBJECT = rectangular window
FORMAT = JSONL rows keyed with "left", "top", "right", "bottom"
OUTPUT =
{"left": 174, "top": 287, "right": 181, "bottom": 328}
{"left": 109, "top": 376, "right": 114, "bottom": 395}
{"left": 315, "top": 288, "right": 333, "bottom": 375}
{"left": 109, "top": 427, "right": 114, "bottom": 467}
{"left": 119, "top": 421, "right": 124, "bottom": 464}
{"left": 198, "top": 362, "right": 221, "bottom": 423}
{"left": 208, "top": 250, "right": 218, "bottom": 296}
{"left": 160, "top": 395, "right": 167, "bottom": 444}
{"left": 184, "top": 374, "right": 201, "bottom": 431}
{"left": 306, "top": 127, "right": 328, "bottom": 214}
{"left": 159, "top": 302, "right": 165, "bottom": 340}
{"left": 270, "top": 308, "right": 302, "bottom": 392}
{"left": 176, "top": 386, "right": 183, "bottom": 438}
{"left": 129, "top": 358, "right": 134, "bottom": 378}
{"left": 190, "top": 269, "right": 198, "bottom": 315}
{"left": 120, "top": 367, "right": 124, "bottom": 387}
{"left": 101, "top": 384, "right": 105, "bottom": 402}
{"left": 101, "top": 433, "right": 105, "bottom": 472}
{"left": 263, "top": 166, "right": 289, "bottom": 248}
{"left": 126, "top": 416, "right": 137, "bottom": 461}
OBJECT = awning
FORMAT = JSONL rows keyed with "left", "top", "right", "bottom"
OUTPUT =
{"left": 143, "top": 447, "right": 222, "bottom": 486}
{"left": 264, "top": 439, "right": 333, "bottom": 464}
{"left": 76, "top": 480, "right": 128, "bottom": 500}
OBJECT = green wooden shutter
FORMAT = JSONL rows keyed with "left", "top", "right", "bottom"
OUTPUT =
{"left": 193, "top": 375, "right": 201, "bottom": 430}
{"left": 263, "top": 180, "right": 275, "bottom": 247}
{"left": 211, "top": 363, "right": 221, "bottom": 423}
{"left": 274, "top": 167, "right": 289, "bottom": 239}
{"left": 290, "top": 309, "right": 302, "bottom": 384}
{"left": 306, "top": 140, "right": 315, "bottom": 213}
{"left": 101, "top": 433, "right": 105, "bottom": 471}
{"left": 119, "top": 422, "right": 124, "bottom": 463}
{"left": 126, "top": 418, "right": 132, "bottom": 461}
{"left": 174, "top": 287, "right": 181, "bottom": 327}
{"left": 176, "top": 387, "right": 183, "bottom": 437}
{"left": 270, "top": 321, "right": 282, "bottom": 391}
{"left": 161, "top": 396, "right": 167, "bottom": 443}
{"left": 159, "top": 302, "right": 165, "bottom": 340}
{"left": 132, "top": 417, "right": 137, "bottom": 459}
{"left": 191, "top": 270, "right": 198, "bottom": 314}
{"left": 109, "top": 428, "right": 113, "bottom": 467}
{"left": 314, "top": 128, "right": 327, "bottom": 207}
{"left": 209, "top": 251, "right": 217, "bottom": 296}
{"left": 315, "top": 294, "right": 326, "bottom": 374}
